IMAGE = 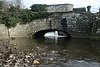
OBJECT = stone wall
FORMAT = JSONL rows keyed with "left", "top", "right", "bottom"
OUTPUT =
{"left": 62, "top": 13, "right": 80, "bottom": 31}
{"left": 10, "top": 19, "right": 51, "bottom": 38}
{"left": 0, "top": 12, "right": 79, "bottom": 38}
{"left": 47, "top": 4, "right": 73, "bottom": 12}
{"left": 0, "top": 24, "right": 8, "bottom": 38}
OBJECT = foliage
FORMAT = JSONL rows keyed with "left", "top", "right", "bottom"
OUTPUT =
{"left": 30, "top": 4, "right": 47, "bottom": 12}
{"left": 19, "top": 9, "right": 33, "bottom": 24}
{"left": 2, "top": 15, "right": 17, "bottom": 28}
{"left": 19, "top": 9, "right": 53, "bottom": 24}
{"left": 1, "top": 3, "right": 52, "bottom": 25}
{"left": 32, "top": 12, "right": 52, "bottom": 19}
{"left": 2, "top": 5, "right": 20, "bottom": 28}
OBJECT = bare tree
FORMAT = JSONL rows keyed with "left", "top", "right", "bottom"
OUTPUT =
{"left": 4, "top": 0, "right": 23, "bottom": 8}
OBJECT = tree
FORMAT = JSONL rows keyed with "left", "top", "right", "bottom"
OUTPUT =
{"left": 2, "top": 5, "right": 19, "bottom": 40}
{"left": 3, "top": 0, "right": 23, "bottom": 9}
{"left": 0, "top": 0, "right": 26, "bottom": 41}
{"left": 19, "top": 9, "right": 34, "bottom": 24}
{"left": 30, "top": 4, "right": 47, "bottom": 12}
{"left": 2, "top": 14, "right": 17, "bottom": 39}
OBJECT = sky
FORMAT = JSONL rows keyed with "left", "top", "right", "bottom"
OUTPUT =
{"left": 23, "top": 0, "right": 100, "bottom": 13}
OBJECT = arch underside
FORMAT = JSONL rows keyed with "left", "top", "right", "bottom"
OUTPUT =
{"left": 33, "top": 29, "right": 71, "bottom": 39}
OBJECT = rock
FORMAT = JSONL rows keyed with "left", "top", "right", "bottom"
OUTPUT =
{"left": 9, "top": 54, "right": 14, "bottom": 58}
{"left": 33, "top": 59, "right": 40, "bottom": 65}
{"left": 49, "top": 58, "right": 54, "bottom": 61}
{"left": 14, "top": 44, "right": 17, "bottom": 46}
{"left": 0, "top": 53, "right": 3, "bottom": 56}
{"left": 25, "top": 55, "right": 30, "bottom": 58}
{"left": 52, "top": 50, "right": 56, "bottom": 53}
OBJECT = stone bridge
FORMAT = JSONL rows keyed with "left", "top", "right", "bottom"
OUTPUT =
{"left": 0, "top": 12, "right": 80, "bottom": 38}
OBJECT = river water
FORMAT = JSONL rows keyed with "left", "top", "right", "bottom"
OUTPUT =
{"left": 10, "top": 38, "right": 100, "bottom": 67}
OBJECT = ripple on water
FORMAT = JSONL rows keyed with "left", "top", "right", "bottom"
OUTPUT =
{"left": 40, "top": 60, "right": 100, "bottom": 67}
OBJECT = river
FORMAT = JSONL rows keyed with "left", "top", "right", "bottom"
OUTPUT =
{"left": 10, "top": 38, "right": 100, "bottom": 67}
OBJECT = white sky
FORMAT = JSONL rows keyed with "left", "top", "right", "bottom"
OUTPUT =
{"left": 22, "top": 0, "right": 100, "bottom": 12}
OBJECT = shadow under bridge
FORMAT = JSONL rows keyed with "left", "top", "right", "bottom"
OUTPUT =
{"left": 32, "top": 29, "right": 71, "bottom": 40}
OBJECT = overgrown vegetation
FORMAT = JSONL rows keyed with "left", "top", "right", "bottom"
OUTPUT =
{"left": 30, "top": 4, "right": 47, "bottom": 12}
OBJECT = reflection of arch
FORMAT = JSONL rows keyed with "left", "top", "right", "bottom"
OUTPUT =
{"left": 33, "top": 29, "right": 71, "bottom": 39}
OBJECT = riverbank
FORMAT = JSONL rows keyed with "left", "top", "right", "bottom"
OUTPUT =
{"left": 0, "top": 38, "right": 100, "bottom": 67}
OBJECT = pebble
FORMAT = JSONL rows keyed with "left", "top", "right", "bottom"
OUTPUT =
{"left": 33, "top": 59, "right": 40, "bottom": 65}
{"left": 49, "top": 58, "right": 54, "bottom": 61}
{"left": 9, "top": 54, "right": 14, "bottom": 58}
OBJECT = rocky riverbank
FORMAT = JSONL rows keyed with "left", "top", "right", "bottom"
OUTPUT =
{"left": 0, "top": 39, "right": 68, "bottom": 67}
{"left": 0, "top": 39, "right": 100, "bottom": 67}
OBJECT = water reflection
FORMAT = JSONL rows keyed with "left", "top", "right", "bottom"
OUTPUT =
{"left": 10, "top": 38, "right": 100, "bottom": 66}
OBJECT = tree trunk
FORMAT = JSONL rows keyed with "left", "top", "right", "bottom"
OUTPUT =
{"left": 7, "top": 28, "right": 10, "bottom": 44}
